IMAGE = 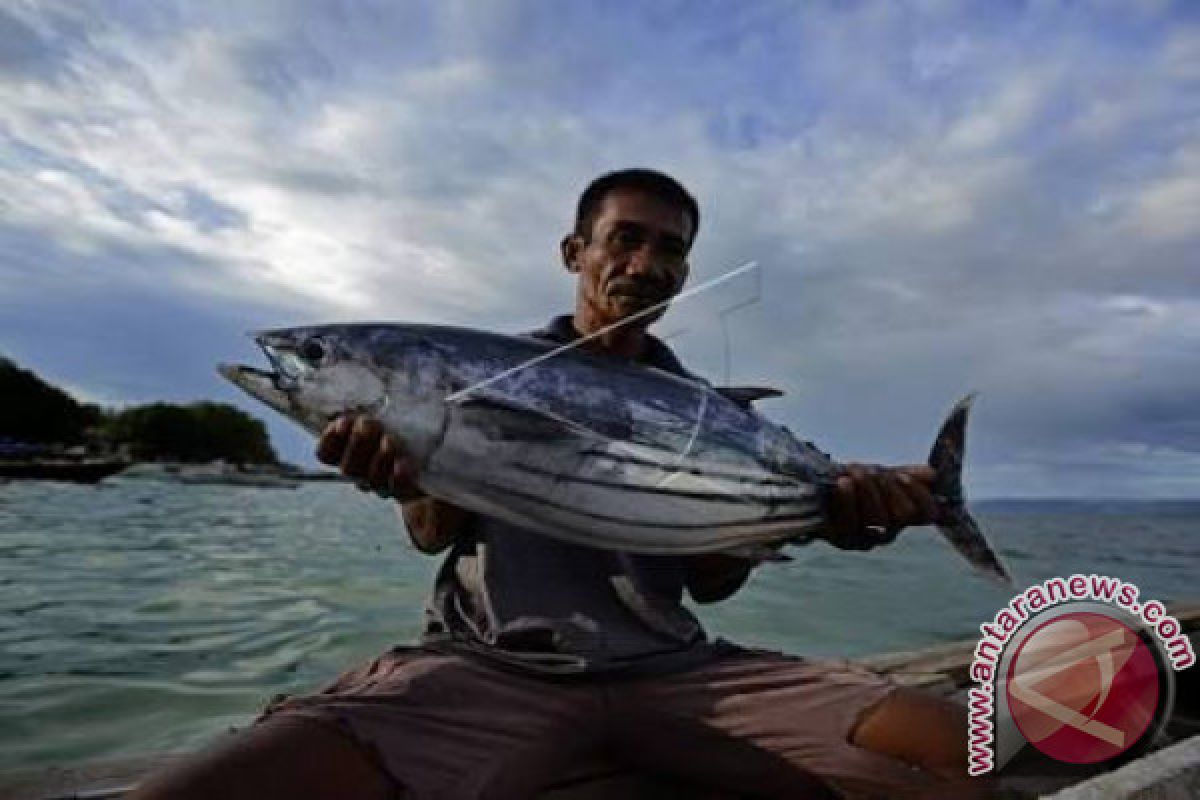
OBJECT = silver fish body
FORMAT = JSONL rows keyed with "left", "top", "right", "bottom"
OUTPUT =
{"left": 219, "top": 323, "right": 1012, "bottom": 584}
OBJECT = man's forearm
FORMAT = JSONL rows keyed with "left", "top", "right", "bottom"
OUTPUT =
{"left": 397, "top": 497, "right": 470, "bottom": 554}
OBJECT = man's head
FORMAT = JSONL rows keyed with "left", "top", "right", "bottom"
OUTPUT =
{"left": 561, "top": 169, "right": 699, "bottom": 332}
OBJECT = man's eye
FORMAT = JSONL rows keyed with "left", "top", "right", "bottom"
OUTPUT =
{"left": 613, "top": 229, "right": 642, "bottom": 248}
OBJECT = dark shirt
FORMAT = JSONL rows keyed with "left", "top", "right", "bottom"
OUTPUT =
{"left": 421, "top": 315, "right": 728, "bottom": 677}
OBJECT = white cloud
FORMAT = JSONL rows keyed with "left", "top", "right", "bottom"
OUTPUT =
{"left": 1125, "top": 141, "right": 1200, "bottom": 241}
{"left": 945, "top": 73, "right": 1046, "bottom": 152}
{"left": 1162, "top": 25, "right": 1200, "bottom": 80}
{"left": 1, "top": 1, "right": 1198, "bottom": 491}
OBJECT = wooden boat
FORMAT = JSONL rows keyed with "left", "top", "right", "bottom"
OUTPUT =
{"left": 172, "top": 469, "right": 301, "bottom": 489}
{"left": 0, "top": 458, "right": 129, "bottom": 484}
{"left": 1, "top": 603, "right": 1196, "bottom": 799}
{"left": 117, "top": 462, "right": 301, "bottom": 489}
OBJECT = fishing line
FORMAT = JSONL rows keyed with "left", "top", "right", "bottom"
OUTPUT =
{"left": 442, "top": 261, "right": 769, "bottom": 503}
{"left": 443, "top": 261, "right": 759, "bottom": 402}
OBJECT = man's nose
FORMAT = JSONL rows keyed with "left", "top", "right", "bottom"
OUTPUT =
{"left": 626, "top": 242, "right": 661, "bottom": 277}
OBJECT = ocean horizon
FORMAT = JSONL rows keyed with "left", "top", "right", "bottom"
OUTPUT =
{"left": 1, "top": 479, "right": 1196, "bottom": 772}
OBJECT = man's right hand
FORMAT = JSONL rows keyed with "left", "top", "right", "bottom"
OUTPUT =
{"left": 827, "top": 464, "right": 939, "bottom": 550}
{"left": 317, "top": 415, "right": 426, "bottom": 502}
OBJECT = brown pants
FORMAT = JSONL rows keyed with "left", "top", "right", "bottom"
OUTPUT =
{"left": 259, "top": 646, "right": 938, "bottom": 799}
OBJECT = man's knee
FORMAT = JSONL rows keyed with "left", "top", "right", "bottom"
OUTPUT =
{"left": 849, "top": 688, "right": 967, "bottom": 778}
{"left": 127, "top": 715, "right": 397, "bottom": 800}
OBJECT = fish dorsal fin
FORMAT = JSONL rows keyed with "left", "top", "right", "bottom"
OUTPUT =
{"left": 713, "top": 386, "right": 784, "bottom": 406}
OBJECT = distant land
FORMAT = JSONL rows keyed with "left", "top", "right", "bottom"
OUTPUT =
{"left": 1, "top": 356, "right": 278, "bottom": 465}
{"left": 6, "top": 355, "right": 1196, "bottom": 503}
{"left": 975, "top": 498, "right": 1200, "bottom": 513}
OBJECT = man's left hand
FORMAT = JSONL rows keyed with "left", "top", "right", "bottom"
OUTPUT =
{"left": 827, "top": 464, "right": 940, "bottom": 550}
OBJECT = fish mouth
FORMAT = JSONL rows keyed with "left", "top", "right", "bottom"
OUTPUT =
{"left": 253, "top": 331, "right": 299, "bottom": 380}
{"left": 217, "top": 333, "right": 299, "bottom": 415}
{"left": 218, "top": 333, "right": 340, "bottom": 435}
{"left": 217, "top": 362, "right": 293, "bottom": 418}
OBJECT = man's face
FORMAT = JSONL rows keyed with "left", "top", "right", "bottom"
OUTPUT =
{"left": 563, "top": 187, "right": 693, "bottom": 329}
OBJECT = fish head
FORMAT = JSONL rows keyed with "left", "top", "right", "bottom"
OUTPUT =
{"left": 219, "top": 325, "right": 448, "bottom": 456}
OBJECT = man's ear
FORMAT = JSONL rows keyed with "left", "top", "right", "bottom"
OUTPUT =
{"left": 560, "top": 233, "right": 583, "bottom": 273}
{"left": 674, "top": 259, "right": 691, "bottom": 292}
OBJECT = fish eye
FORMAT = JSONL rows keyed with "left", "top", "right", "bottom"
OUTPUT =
{"left": 300, "top": 338, "right": 326, "bottom": 363}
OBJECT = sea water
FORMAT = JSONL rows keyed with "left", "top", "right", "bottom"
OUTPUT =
{"left": 0, "top": 479, "right": 1196, "bottom": 771}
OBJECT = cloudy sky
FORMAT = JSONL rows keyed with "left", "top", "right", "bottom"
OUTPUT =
{"left": 2, "top": 1, "right": 1197, "bottom": 497}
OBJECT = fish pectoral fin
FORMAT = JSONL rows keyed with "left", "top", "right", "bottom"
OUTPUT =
{"left": 713, "top": 386, "right": 784, "bottom": 406}
{"left": 448, "top": 386, "right": 618, "bottom": 443}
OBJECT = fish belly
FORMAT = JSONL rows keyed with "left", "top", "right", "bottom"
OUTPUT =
{"left": 420, "top": 414, "right": 825, "bottom": 554}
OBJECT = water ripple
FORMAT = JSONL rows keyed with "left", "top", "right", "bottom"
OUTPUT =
{"left": 1, "top": 481, "right": 1195, "bottom": 771}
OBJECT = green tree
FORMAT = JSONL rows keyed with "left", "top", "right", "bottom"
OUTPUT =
{"left": 0, "top": 357, "right": 99, "bottom": 444}
{"left": 1, "top": 356, "right": 277, "bottom": 462}
{"left": 106, "top": 402, "right": 277, "bottom": 464}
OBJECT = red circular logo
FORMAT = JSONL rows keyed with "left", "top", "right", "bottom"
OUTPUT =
{"left": 1006, "top": 611, "right": 1160, "bottom": 764}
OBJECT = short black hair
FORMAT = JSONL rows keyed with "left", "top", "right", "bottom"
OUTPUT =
{"left": 573, "top": 168, "right": 699, "bottom": 246}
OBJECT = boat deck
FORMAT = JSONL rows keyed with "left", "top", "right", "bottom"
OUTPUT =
{"left": 2, "top": 602, "right": 1196, "bottom": 800}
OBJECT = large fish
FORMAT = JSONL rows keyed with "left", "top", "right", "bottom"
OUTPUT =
{"left": 219, "top": 323, "right": 1011, "bottom": 584}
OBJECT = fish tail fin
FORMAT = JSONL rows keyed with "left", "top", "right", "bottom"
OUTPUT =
{"left": 928, "top": 394, "right": 1013, "bottom": 586}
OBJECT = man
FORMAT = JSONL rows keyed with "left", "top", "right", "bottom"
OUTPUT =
{"left": 133, "top": 169, "right": 969, "bottom": 799}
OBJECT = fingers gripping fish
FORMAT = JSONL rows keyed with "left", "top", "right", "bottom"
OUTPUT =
{"left": 219, "top": 324, "right": 1011, "bottom": 584}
